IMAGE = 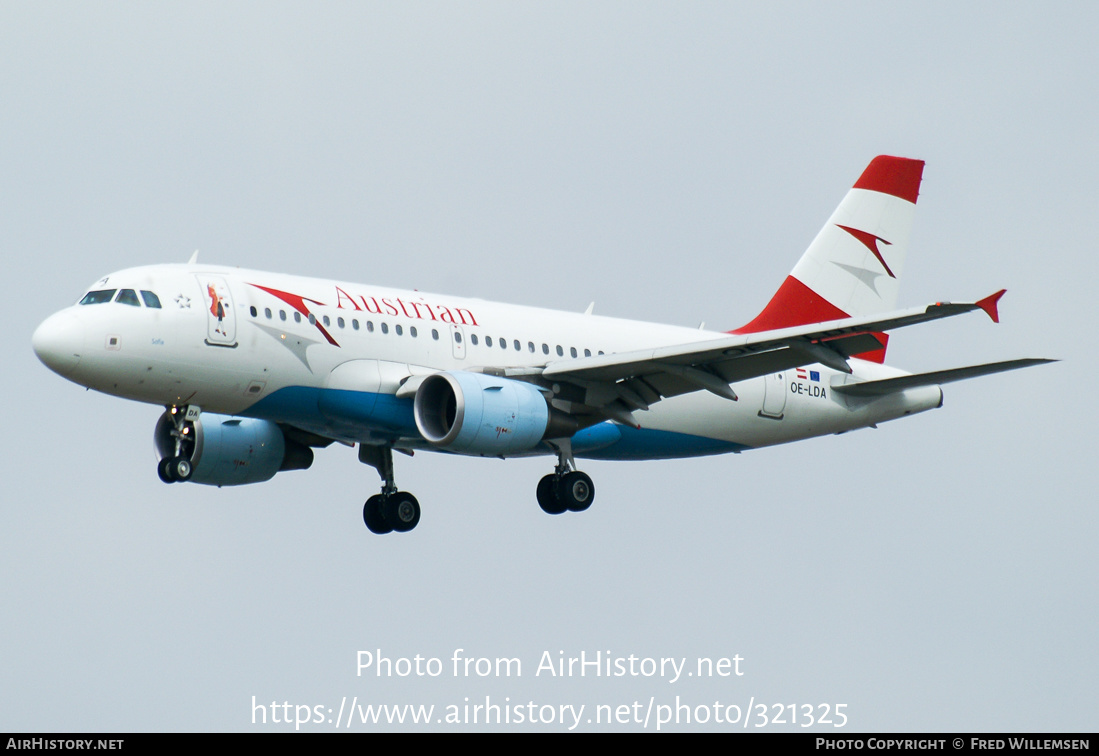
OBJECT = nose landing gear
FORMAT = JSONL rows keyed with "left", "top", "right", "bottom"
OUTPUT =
{"left": 158, "top": 455, "right": 193, "bottom": 483}
{"left": 156, "top": 404, "right": 198, "bottom": 483}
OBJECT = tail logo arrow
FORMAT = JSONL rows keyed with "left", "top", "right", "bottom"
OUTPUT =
{"left": 837, "top": 224, "right": 896, "bottom": 278}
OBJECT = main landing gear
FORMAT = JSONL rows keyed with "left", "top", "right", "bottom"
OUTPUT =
{"left": 356, "top": 441, "right": 595, "bottom": 532}
{"left": 358, "top": 444, "right": 421, "bottom": 534}
{"left": 536, "top": 443, "right": 595, "bottom": 516}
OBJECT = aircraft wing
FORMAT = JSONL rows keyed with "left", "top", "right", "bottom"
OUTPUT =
{"left": 518, "top": 291, "right": 1012, "bottom": 423}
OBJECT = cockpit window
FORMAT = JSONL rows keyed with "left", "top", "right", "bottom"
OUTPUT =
{"left": 79, "top": 289, "right": 117, "bottom": 305}
{"left": 140, "top": 290, "right": 162, "bottom": 308}
{"left": 115, "top": 289, "right": 141, "bottom": 307}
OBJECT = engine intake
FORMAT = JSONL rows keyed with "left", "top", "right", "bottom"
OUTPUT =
{"left": 414, "top": 372, "right": 568, "bottom": 455}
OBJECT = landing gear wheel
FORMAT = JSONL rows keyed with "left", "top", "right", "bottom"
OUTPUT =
{"left": 170, "top": 456, "right": 193, "bottom": 482}
{"left": 157, "top": 458, "right": 175, "bottom": 484}
{"left": 558, "top": 471, "right": 594, "bottom": 512}
{"left": 357, "top": 445, "right": 421, "bottom": 534}
{"left": 363, "top": 494, "right": 393, "bottom": 534}
{"left": 383, "top": 492, "right": 421, "bottom": 532}
{"left": 537, "top": 474, "right": 567, "bottom": 515}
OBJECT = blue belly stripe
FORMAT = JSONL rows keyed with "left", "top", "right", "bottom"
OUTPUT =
{"left": 573, "top": 423, "right": 749, "bottom": 460}
{"left": 242, "top": 386, "right": 750, "bottom": 460}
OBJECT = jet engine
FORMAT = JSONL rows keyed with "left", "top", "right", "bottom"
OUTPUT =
{"left": 154, "top": 411, "right": 313, "bottom": 486}
{"left": 414, "top": 372, "right": 572, "bottom": 455}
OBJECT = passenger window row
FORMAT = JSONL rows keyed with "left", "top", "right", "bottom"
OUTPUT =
{"left": 250, "top": 306, "right": 431, "bottom": 340}
{"left": 248, "top": 305, "right": 604, "bottom": 359}
{"left": 464, "top": 332, "right": 601, "bottom": 358}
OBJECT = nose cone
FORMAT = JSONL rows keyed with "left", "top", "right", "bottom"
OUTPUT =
{"left": 33, "top": 310, "right": 85, "bottom": 378}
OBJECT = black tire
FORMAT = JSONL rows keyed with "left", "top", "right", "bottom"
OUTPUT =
{"left": 171, "top": 456, "right": 193, "bottom": 482}
{"left": 558, "top": 471, "right": 594, "bottom": 512}
{"left": 537, "top": 474, "right": 567, "bottom": 515}
{"left": 383, "top": 492, "right": 421, "bottom": 533}
{"left": 157, "top": 458, "right": 175, "bottom": 484}
{"left": 363, "top": 494, "right": 393, "bottom": 534}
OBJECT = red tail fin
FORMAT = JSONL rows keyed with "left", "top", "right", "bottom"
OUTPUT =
{"left": 731, "top": 156, "right": 924, "bottom": 363}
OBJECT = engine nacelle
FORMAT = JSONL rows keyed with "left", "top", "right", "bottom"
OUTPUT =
{"left": 414, "top": 372, "right": 555, "bottom": 455}
{"left": 154, "top": 411, "right": 313, "bottom": 486}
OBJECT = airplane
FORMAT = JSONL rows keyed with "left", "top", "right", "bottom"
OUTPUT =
{"left": 32, "top": 155, "right": 1051, "bottom": 535}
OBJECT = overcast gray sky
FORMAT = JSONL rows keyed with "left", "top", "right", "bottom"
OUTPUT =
{"left": 2, "top": 2, "right": 1094, "bottom": 732}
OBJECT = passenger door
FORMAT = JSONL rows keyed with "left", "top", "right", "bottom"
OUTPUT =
{"left": 197, "top": 275, "right": 237, "bottom": 347}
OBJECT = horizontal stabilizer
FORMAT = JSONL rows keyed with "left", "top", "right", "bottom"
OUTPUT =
{"left": 832, "top": 358, "right": 1056, "bottom": 397}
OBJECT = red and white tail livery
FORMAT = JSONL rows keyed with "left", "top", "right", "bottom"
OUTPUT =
{"left": 32, "top": 155, "right": 1051, "bottom": 536}
{"left": 735, "top": 156, "right": 924, "bottom": 362}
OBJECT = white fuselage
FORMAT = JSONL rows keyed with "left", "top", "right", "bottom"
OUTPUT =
{"left": 34, "top": 263, "right": 942, "bottom": 461}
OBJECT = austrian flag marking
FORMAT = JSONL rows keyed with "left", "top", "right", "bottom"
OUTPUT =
{"left": 792, "top": 367, "right": 828, "bottom": 399}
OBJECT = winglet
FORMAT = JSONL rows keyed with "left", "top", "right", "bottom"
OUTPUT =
{"left": 187, "top": 249, "right": 199, "bottom": 265}
{"left": 975, "top": 289, "right": 1006, "bottom": 323}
